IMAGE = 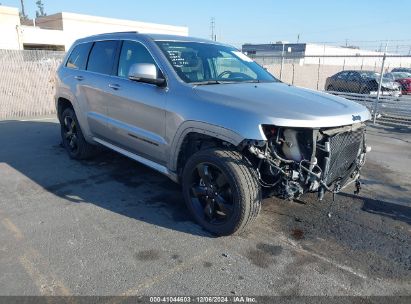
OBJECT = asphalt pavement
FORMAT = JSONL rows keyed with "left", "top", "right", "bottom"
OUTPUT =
{"left": 0, "top": 117, "right": 410, "bottom": 296}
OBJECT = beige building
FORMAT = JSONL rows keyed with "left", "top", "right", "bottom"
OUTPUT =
{"left": 0, "top": 5, "right": 189, "bottom": 51}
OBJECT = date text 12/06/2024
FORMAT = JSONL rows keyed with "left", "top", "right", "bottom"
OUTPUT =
{"left": 149, "top": 296, "right": 257, "bottom": 303}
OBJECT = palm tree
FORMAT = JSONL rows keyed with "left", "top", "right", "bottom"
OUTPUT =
{"left": 19, "top": 0, "right": 29, "bottom": 21}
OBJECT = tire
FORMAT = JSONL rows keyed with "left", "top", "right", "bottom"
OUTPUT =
{"left": 327, "top": 85, "right": 335, "bottom": 91}
{"left": 360, "top": 86, "right": 370, "bottom": 95}
{"left": 60, "top": 107, "right": 96, "bottom": 160}
{"left": 182, "top": 148, "right": 262, "bottom": 236}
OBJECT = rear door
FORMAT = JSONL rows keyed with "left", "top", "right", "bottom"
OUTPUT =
{"left": 346, "top": 71, "right": 361, "bottom": 93}
{"left": 83, "top": 40, "right": 120, "bottom": 139}
{"left": 64, "top": 42, "right": 93, "bottom": 131}
{"left": 104, "top": 40, "right": 168, "bottom": 164}
{"left": 333, "top": 71, "right": 350, "bottom": 91}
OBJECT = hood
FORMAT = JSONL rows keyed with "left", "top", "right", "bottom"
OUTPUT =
{"left": 381, "top": 79, "right": 400, "bottom": 90}
{"left": 193, "top": 82, "right": 371, "bottom": 128}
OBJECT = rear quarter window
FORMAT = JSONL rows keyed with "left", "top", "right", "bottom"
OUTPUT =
{"left": 66, "top": 43, "right": 92, "bottom": 70}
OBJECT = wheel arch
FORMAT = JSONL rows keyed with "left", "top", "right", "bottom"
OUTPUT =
{"left": 56, "top": 97, "right": 74, "bottom": 122}
{"left": 55, "top": 93, "right": 93, "bottom": 142}
{"left": 168, "top": 121, "right": 245, "bottom": 174}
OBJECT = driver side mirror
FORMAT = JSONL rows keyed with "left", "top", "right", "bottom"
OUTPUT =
{"left": 128, "top": 63, "right": 166, "bottom": 86}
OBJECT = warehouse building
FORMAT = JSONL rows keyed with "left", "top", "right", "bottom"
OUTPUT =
{"left": 242, "top": 42, "right": 411, "bottom": 67}
{"left": 0, "top": 5, "right": 188, "bottom": 51}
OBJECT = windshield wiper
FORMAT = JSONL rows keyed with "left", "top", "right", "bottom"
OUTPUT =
{"left": 240, "top": 79, "right": 260, "bottom": 83}
{"left": 191, "top": 80, "right": 222, "bottom": 86}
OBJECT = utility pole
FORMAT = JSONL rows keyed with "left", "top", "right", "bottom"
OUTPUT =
{"left": 373, "top": 41, "right": 388, "bottom": 124}
{"left": 210, "top": 17, "right": 216, "bottom": 41}
{"left": 297, "top": 34, "right": 300, "bottom": 43}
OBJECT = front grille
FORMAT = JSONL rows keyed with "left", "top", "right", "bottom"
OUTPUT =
{"left": 325, "top": 128, "right": 364, "bottom": 185}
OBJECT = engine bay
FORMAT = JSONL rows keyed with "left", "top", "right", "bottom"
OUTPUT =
{"left": 244, "top": 123, "right": 370, "bottom": 201}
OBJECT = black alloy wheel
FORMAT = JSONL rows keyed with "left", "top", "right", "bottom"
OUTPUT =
{"left": 188, "top": 162, "right": 234, "bottom": 224}
{"left": 182, "top": 148, "right": 261, "bottom": 236}
{"left": 62, "top": 114, "right": 79, "bottom": 155}
{"left": 60, "top": 107, "right": 96, "bottom": 160}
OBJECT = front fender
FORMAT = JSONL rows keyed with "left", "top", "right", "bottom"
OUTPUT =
{"left": 167, "top": 120, "right": 246, "bottom": 171}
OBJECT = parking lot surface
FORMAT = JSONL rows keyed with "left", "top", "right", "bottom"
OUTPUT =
{"left": 0, "top": 117, "right": 410, "bottom": 296}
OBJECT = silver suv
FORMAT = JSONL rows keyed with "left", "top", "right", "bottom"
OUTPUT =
{"left": 56, "top": 32, "right": 371, "bottom": 235}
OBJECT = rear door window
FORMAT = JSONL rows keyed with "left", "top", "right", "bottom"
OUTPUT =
{"left": 87, "top": 41, "right": 119, "bottom": 75}
{"left": 347, "top": 72, "right": 360, "bottom": 81}
{"left": 337, "top": 71, "right": 349, "bottom": 80}
{"left": 66, "top": 43, "right": 92, "bottom": 70}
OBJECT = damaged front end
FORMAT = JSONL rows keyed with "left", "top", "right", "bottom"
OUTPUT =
{"left": 243, "top": 123, "right": 371, "bottom": 201}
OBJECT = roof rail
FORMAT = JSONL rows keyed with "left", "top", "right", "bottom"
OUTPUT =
{"left": 101, "top": 31, "right": 139, "bottom": 34}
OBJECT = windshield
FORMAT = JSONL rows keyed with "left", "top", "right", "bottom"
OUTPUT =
{"left": 156, "top": 41, "right": 278, "bottom": 84}
{"left": 391, "top": 72, "right": 411, "bottom": 80}
{"left": 360, "top": 71, "right": 380, "bottom": 79}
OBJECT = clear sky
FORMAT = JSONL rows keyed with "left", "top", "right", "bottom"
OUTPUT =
{"left": 2, "top": 0, "right": 411, "bottom": 52}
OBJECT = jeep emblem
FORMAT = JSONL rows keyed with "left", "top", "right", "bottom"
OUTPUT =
{"left": 352, "top": 115, "right": 361, "bottom": 121}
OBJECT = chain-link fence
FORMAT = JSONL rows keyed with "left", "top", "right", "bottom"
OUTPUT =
{"left": 0, "top": 49, "right": 65, "bottom": 120}
{"left": 1, "top": 49, "right": 411, "bottom": 126}
{"left": 251, "top": 54, "right": 411, "bottom": 126}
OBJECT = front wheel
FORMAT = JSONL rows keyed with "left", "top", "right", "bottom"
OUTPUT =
{"left": 182, "top": 148, "right": 262, "bottom": 236}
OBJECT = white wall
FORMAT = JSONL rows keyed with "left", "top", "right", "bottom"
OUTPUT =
{"left": 0, "top": 6, "right": 21, "bottom": 50}
{"left": 304, "top": 44, "right": 411, "bottom": 67}
{"left": 20, "top": 26, "right": 66, "bottom": 48}
{"left": 38, "top": 12, "right": 189, "bottom": 50}
{"left": 0, "top": 7, "right": 189, "bottom": 51}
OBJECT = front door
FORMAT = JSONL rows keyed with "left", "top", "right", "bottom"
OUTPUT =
{"left": 104, "top": 40, "right": 168, "bottom": 164}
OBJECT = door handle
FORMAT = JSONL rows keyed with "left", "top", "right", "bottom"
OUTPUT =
{"left": 74, "top": 75, "right": 84, "bottom": 81}
{"left": 108, "top": 83, "right": 120, "bottom": 90}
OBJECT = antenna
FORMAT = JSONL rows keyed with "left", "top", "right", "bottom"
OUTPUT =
{"left": 210, "top": 17, "right": 216, "bottom": 41}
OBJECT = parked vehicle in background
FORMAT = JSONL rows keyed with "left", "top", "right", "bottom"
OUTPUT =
{"left": 325, "top": 70, "right": 401, "bottom": 96}
{"left": 55, "top": 32, "right": 371, "bottom": 235}
{"left": 384, "top": 72, "right": 411, "bottom": 95}
{"left": 391, "top": 67, "right": 411, "bottom": 73}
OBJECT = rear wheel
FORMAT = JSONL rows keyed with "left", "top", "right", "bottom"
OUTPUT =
{"left": 182, "top": 148, "right": 261, "bottom": 236}
{"left": 327, "top": 85, "right": 335, "bottom": 91}
{"left": 60, "top": 107, "right": 96, "bottom": 159}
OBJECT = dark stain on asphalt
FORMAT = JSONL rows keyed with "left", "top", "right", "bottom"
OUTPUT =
{"left": 171, "top": 254, "right": 183, "bottom": 263}
{"left": 146, "top": 192, "right": 192, "bottom": 223}
{"left": 259, "top": 160, "right": 411, "bottom": 279}
{"left": 256, "top": 242, "right": 283, "bottom": 256}
{"left": 245, "top": 243, "right": 283, "bottom": 268}
{"left": 110, "top": 171, "right": 145, "bottom": 188}
{"left": 134, "top": 249, "right": 161, "bottom": 261}
{"left": 45, "top": 174, "right": 101, "bottom": 192}
{"left": 291, "top": 228, "right": 305, "bottom": 240}
{"left": 203, "top": 261, "right": 213, "bottom": 268}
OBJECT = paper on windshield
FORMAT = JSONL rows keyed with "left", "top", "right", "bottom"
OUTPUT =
{"left": 232, "top": 51, "right": 253, "bottom": 62}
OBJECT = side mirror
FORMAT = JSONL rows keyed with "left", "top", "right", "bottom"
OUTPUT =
{"left": 128, "top": 63, "right": 166, "bottom": 86}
